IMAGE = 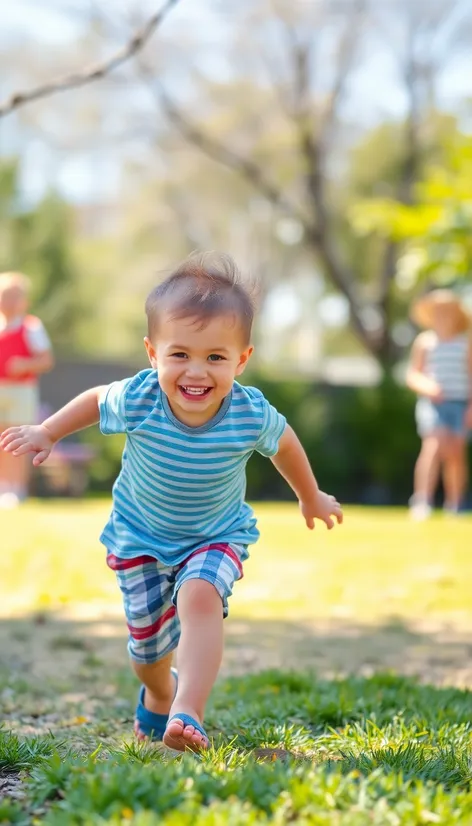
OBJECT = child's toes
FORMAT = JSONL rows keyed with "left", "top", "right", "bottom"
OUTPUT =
{"left": 168, "top": 718, "right": 184, "bottom": 738}
{"left": 163, "top": 714, "right": 208, "bottom": 752}
{"left": 133, "top": 720, "right": 147, "bottom": 740}
{"left": 183, "top": 724, "right": 208, "bottom": 749}
{"left": 189, "top": 729, "right": 207, "bottom": 748}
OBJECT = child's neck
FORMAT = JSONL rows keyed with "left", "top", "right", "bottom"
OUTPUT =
{"left": 0, "top": 311, "right": 23, "bottom": 324}
{"left": 166, "top": 396, "right": 225, "bottom": 428}
{"left": 434, "top": 328, "right": 460, "bottom": 342}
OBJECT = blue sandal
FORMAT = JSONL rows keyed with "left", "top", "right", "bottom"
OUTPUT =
{"left": 135, "top": 667, "right": 178, "bottom": 740}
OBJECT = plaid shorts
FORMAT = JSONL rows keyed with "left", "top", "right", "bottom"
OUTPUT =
{"left": 107, "top": 543, "right": 248, "bottom": 664}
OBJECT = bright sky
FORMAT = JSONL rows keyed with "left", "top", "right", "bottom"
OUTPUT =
{"left": 2, "top": 0, "right": 471, "bottom": 205}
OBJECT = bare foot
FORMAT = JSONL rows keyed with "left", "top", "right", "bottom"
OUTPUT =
{"left": 163, "top": 711, "right": 209, "bottom": 752}
{"left": 134, "top": 670, "right": 177, "bottom": 741}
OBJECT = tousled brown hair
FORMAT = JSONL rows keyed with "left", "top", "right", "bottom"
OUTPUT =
{"left": 145, "top": 253, "right": 256, "bottom": 344}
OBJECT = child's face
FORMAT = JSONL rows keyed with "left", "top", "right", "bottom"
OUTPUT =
{"left": 0, "top": 285, "right": 28, "bottom": 320}
{"left": 431, "top": 303, "right": 461, "bottom": 338}
{"left": 144, "top": 313, "right": 253, "bottom": 426}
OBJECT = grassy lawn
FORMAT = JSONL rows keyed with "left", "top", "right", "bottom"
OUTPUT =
{"left": 1, "top": 501, "right": 471, "bottom": 824}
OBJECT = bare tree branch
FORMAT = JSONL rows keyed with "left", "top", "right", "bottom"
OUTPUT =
{"left": 0, "top": 0, "right": 179, "bottom": 119}
{"left": 142, "top": 7, "right": 381, "bottom": 359}
{"left": 283, "top": 5, "right": 379, "bottom": 356}
{"left": 150, "top": 80, "right": 304, "bottom": 220}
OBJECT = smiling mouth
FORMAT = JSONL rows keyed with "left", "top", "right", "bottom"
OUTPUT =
{"left": 179, "top": 385, "right": 213, "bottom": 400}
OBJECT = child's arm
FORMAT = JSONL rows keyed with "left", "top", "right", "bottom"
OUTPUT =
{"left": 405, "top": 334, "right": 443, "bottom": 400}
{"left": 0, "top": 387, "right": 106, "bottom": 466}
{"left": 271, "top": 425, "right": 343, "bottom": 530}
{"left": 6, "top": 350, "right": 54, "bottom": 377}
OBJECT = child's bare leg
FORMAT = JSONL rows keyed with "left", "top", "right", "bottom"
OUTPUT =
{"left": 443, "top": 435, "right": 468, "bottom": 511}
{"left": 132, "top": 651, "right": 175, "bottom": 739}
{"left": 0, "top": 442, "right": 29, "bottom": 503}
{"left": 0, "top": 434, "right": 14, "bottom": 491}
{"left": 413, "top": 435, "right": 440, "bottom": 503}
{"left": 5, "top": 451, "right": 29, "bottom": 496}
{"left": 163, "top": 579, "right": 223, "bottom": 751}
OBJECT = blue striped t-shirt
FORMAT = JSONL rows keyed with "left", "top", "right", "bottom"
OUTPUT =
{"left": 98, "top": 369, "right": 286, "bottom": 565}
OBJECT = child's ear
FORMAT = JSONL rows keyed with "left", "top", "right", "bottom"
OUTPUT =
{"left": 235, "top": 345, "right": 254, "bottom": 376}
{"left": 144, "top": 337, "right": 158, "bottom": 369}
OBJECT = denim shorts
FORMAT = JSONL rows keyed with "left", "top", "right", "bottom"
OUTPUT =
{"left": 107, "top": 542, "right": 248, "bottom": 664}
{"left": 415, "top": 398, "right": 469, "bottom": 438}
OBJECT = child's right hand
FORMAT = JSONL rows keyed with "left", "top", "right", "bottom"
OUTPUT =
{"left": 300, "top": 490, "right": 343, "bottom": 530}
{"left": 0, "top": 424, "right": 55, "bottom": 466}
{"left": 425, "top": 382, "right": 444, "bottom": 403}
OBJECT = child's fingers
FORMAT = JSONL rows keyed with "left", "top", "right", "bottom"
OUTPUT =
{"left": 0, "top": 426, "right": 19, "bottom": 438}
{"left": 0, "top": 429, "right": 21, "bottom": 448}
{"left": 12, "top": 442, "right": 36, "bottom": 456}
{"left": 6, "top": 437, "right": 30, "bottom": 453}
{"left": 325, "top": 516, "right": 334, "bottom": 530}
{"left": 32, "top": 450, "right": 50, "bottom": 466}
{"left": 305, "top": 516, "right": 315, "bottom": 530}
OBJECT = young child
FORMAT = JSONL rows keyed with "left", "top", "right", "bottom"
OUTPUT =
{"left": 0, "top": 272, "right": 54, "bottom": 507}
{"left": 407, "top": 289, "right": 472, "bottom": 520}
{"left": 0, "top": 254, "right": 342, "bottom": 752}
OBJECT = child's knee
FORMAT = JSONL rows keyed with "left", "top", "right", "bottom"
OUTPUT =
{"left": 447, "top": 439, "right": 466, "bottom": 462}
{"left": 438, "top": 435, "right": 456, "bottom": 460}
{"left": 176, "top": 578, "right": 223, "bottom": 617}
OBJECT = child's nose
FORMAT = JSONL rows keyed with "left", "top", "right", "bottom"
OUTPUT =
{"left": 185, "top": 361, "right": 207, "bottom": 378}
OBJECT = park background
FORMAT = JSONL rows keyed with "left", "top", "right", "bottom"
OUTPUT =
{"left": 1, "top": 2, "right": 472, "bottom": 824}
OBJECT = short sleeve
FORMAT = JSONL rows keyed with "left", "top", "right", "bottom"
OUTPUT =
{"left": 24, "top": 318, "right": 52, "bottom": 353}
{"left": 99, "top": 379, "right": 133, "bottom": 435}
{"left": 255, "top": 398, "right": 286, "bottom": 457}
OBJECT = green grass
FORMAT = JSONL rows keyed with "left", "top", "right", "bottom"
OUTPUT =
{"left": 1, "top": 671, "right": 471, "bottom": 825}
{"left": 0, "top": 501, "right": 471, "bottom": 823}
{"left": 2, "top": 501, "right": 472, "bottom": 622}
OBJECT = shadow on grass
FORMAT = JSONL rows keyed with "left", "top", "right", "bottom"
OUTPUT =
{"left": 0, "top": 610, "right": 471, "bottom": 699}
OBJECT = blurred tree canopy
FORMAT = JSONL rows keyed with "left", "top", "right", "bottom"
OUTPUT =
{"left": 146, "top": 0, "right": 471, "bottom": 368}
{"left": 1, "top": 0, "right": 471, "bottom": 370}
{"left": 351, "top": 136, "right": 472, "bottom": 289}
{"left": 0, "top": 159, "right": 84, "bottom": 351}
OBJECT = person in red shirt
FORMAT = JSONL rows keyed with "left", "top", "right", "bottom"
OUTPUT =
{"left": 0, "top": 272, "right": 54, "bottom": 507}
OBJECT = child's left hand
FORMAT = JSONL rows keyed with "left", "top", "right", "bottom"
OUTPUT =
{"left": 300, "top": 491, "right": 343, "bottom": 530}
{"left": 6, "top": 356, "right": 32, "bottom": 376}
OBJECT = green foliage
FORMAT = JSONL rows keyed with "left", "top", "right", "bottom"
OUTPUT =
{"left": 237, "top": 375, "right": 417, "bottom": 504}
{"left": 1, "top": 672, "right": 472, "bottom": 824}
{"left": 0, "top": 159, "right": 83, "bottom": 352}
{"left": 352, "top": 137, "right": 472, "bottom": 288}
{"left": 0, "top": 729, "right": 57, "bottom": 773}
{"left": 0, "top": 799, "right": 29, "bottom": 825}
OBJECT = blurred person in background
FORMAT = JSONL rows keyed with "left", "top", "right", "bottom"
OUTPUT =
{"left": 406, "top": 289, "right": 472, "bottom": 521}
{"left": 0, "top": 272, "right": 54, "bottom": 507}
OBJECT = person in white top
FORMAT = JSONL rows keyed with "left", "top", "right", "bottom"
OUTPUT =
{"left": 406, "top": 289, "right": 472, "bottom": 520}
{"left": 0, "top": 272, "right": 54, "bottom": 507}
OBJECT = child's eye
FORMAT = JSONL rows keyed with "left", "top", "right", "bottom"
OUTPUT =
{"left": 171, "top": 352, "right": 188, "bottom": 359}
{"left": 208, "top": 354, "right": 225, "bottom": 362}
